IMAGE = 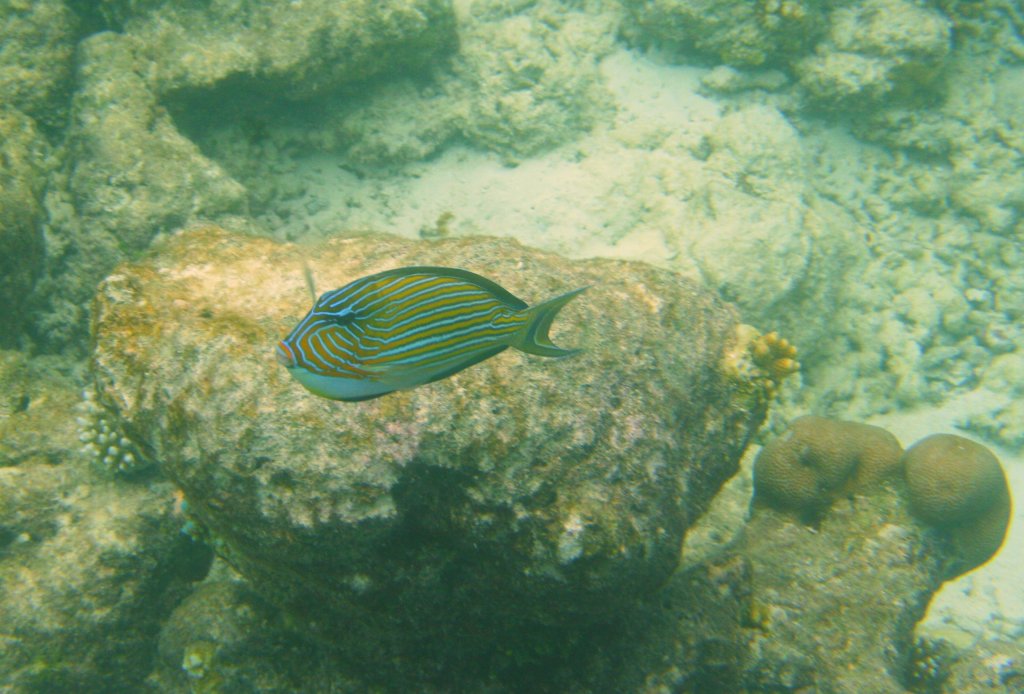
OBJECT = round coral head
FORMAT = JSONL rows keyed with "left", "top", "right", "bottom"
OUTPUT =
{"left": 903, "top": 434, "right": 1012, "bottom": 577}
{"left": 753, "top": 415, "right": 903, "bottom": 519}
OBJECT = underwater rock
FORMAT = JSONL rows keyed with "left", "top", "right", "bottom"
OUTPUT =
{"left": 621, "top": 0, "right": 827, "bottom": 67}
{"left": 120, "top": 0, "right": 456, "bottom": 99}
{"left": 0, "top": 108, "right": 46, "bottom": 347}
{"left": 32, "top": 31, "right": 248, "bottom": 351}
{"left": 68, "top": 33, "right": 247, "bottom": 255}
{"left": 937, "top": 636, "right": 1024, "bottom": 693}
{"left": 148, "top": 553, "right": 753, "bottom": 692}
{"left": 0, "top": 351, "right": 209, "bottom": 692}
{"left": 451, "top": 0, "right": 616, "bottom": 160}
{"left": 739, "top": 416, "right": 1014, "bottom": 693}
{"left": 685, "top": 104, "right": 813, "bottom": 315}
{"left": 90, "top": 223, "right": 768, "bottom": 674}
{"left": 739, "top": 483, "right": 942, "bottom": 693}
{"left": 31, "top": 0, "right": 457, "bottom": 353}
{"left": 797, "top": 0, "right": 952, "bottom": 109}
{"left": 324, "top": 78, "right": 460, "bottom": 174}
{"left": 0, "top": 0, "right": 77, "bottom": 132}
{"left": 146, "top": 561, "right": 365, "bottom": 693}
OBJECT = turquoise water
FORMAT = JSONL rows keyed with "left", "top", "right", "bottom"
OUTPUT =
{"left": 1, "top": 1, "right": 1021, "bottom": 691}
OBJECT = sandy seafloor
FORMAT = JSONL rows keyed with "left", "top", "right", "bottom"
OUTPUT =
{"left": 251, "top": 47, "right": 1023, "bottom": 645}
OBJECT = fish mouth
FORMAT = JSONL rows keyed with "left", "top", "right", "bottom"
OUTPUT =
{"left": 275, "top": 342, "right": 296, "bottom": 368}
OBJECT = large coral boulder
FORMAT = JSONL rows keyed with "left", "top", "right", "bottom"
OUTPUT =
{"left": 90, "top": 224, "right": 766, "bottom": 671}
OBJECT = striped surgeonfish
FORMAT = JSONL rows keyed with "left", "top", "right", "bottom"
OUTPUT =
{"left": 276, "top": 266, "right": 586, "bottom": 401}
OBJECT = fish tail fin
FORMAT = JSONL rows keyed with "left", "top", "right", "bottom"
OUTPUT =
{"left": 512, "top": 286, "right": 588, "bottom": 358}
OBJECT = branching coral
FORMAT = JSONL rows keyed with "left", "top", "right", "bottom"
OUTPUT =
{"left": 76, "top": 384, "right": 147, "bottom": 474}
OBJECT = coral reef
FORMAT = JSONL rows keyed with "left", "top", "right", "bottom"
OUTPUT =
{"left": 797, "top": 0, "right": 952, "bottom": 109}
{"left": 89, "top": 223, "right": 766, "bottom": 679}
{"left": 739, "top": 415, "right": 1014, "bottom": 692}
{"left": 752, "top": 415, "right": 904, "bottom": 518}
{"left": 903, "top": 433, "right": 1012, "bottom": 578}
{"left": 0, "top": 0, "right": 1020, "bottom": 688}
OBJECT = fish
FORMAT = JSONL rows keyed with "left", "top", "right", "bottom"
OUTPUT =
{"left": 276, "top": 266, "right": 586, "bottom": 402}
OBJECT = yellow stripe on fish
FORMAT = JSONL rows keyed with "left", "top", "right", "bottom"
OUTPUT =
{"left": 276, "top": 266, "right": 586, "bottom": 401}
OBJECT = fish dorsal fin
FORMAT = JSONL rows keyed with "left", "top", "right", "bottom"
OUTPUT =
{"left": 303, "top": 263, "right": 317, "bottom": 304}
{"left": 361, "top": 266, "right": 529, "bottom": 310}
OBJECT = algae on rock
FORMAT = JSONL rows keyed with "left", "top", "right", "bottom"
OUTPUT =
{"left": 90, "top": 223, "right": 768, "bottom": 676}
{"left": 0, "top": 109, "right": 46, "bottom": 347}
{"left": 0, "top": 350, "right": 210, "bottom": 692}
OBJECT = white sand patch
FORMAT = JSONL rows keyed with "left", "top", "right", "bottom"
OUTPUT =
{"left": 268, "top": 49, "right": 719, "bottom": 270}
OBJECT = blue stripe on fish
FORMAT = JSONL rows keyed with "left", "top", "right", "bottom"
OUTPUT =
{"left": 277, "top": 266, "right": 586, "bottom": 401}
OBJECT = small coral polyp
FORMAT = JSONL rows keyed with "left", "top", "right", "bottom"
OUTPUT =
{"left": 721, "top": 324, "right": 800, "bottom": 401}
{"left": 76, "top": 384, "right": 145, "bottom": 474}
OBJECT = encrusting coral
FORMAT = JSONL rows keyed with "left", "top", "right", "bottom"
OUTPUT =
{"left": 752, "top": 415, "right": 903, "bottom": 519}
{"left": 903, "top": 433, "right": 1012, "bottom": 579}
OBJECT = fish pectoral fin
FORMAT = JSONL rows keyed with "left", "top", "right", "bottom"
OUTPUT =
{"left": 359, "top": 347, "right": 509, "bottom": 391}
{"left": 359, "top": 361, "right": 392, "bottom": 377}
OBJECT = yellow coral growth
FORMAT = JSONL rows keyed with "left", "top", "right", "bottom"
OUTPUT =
{"left": 721, "top": 325, "right": 800, "bottom": 401}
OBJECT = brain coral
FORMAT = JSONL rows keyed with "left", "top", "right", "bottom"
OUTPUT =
{"left": 903, "top": 434, "right": 1012, "bottom": 577}
{"left": 753, "top": 415, "right": 903, "bottom": 518}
